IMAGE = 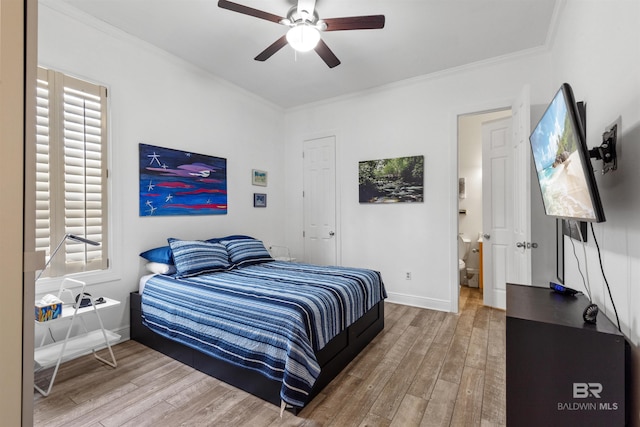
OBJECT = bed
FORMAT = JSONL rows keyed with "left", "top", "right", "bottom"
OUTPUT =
{"left": 130, "top": 237, "right": 386, "bottom": 411}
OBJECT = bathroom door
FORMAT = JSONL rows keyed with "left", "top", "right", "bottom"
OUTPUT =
{"left": 510, "top": 85, "right": 532, "bottom": 287}
{"left": 482, "top": 86, "right": 532, "bottom": 309}
{"left": 482, "top": 117, "right": 513, "bottom": 309}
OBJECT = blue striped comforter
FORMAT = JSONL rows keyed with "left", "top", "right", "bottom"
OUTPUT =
{"left": 141, "top": 261, "right": 386, "bottom": 407}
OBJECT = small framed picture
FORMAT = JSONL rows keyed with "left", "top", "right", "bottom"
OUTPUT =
{"left": 254, "top": 193, "right": 267, "bottom": 208}
{"left": 252, "top": 169, "right": 267, "bottom": 186}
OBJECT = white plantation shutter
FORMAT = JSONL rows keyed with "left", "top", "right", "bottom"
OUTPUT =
{"left": 36, "top": 69, "right": 52, "bottom": 261}
{"left": 36, "top": 67, "right": 108, "bottom": 278}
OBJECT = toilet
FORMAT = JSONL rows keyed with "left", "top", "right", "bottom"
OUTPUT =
{"left": 458, "top": 235, "right": 471, "bottom": 284}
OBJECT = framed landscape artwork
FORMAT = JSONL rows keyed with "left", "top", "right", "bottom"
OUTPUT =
{"left": 139, "top": 143, "right": 227, "bottom": 216}
{"left": 359, "top": 155, "right": 424, "bottom": 203}
{"left": 252, "top": 169, "right": 267, "bottom": 186}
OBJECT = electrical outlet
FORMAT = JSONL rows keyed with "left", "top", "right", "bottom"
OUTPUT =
{"left": 405, "top": 272, "right": 412, "bottom": 280}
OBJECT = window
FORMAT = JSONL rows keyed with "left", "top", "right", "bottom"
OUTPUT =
{"left": 36, "top": 67, "right": 109, "bottom": 279}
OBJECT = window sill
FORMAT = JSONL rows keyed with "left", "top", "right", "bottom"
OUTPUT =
{"left": 35, "top": 267, "right": 120, "bottom": 295}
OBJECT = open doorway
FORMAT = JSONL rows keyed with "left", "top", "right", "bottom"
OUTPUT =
{"left": 457, "top": 109, "right": 512, "bottom": 300}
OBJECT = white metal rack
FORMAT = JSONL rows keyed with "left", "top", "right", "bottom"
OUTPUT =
{"left": 34, "top": 278, "right": 120, "bottom": 396}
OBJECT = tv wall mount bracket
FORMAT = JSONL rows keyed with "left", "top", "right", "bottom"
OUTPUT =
{"left": 589, "top": 123, "right": 617, "bottom": 174}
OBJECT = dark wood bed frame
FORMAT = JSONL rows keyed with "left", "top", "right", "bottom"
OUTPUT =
{"left": 130, "top": 291, "right": 384, "bottom": 410}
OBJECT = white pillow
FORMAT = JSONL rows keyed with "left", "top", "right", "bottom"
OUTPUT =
{"left": 145, "top": 262, "right": 177, "bottom": 275}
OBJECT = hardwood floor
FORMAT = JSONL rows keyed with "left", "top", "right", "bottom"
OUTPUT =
{"left": 33, "top": 286, "right": 505, "bottom": 426}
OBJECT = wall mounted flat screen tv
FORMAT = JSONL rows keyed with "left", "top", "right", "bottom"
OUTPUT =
{"left": 529, "top": 83, "right": 605, "bottom": 223}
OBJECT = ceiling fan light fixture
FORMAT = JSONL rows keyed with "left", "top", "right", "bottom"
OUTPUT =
{"left": 286, "top": 24, "right": 320, "bottom": 52}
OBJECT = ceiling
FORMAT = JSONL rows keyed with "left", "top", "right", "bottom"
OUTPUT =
{"left": 56, "top": 0, "right": 559, "bottom": 109}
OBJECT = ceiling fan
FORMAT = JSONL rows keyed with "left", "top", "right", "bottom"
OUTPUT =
{"left": 218, "top": 0, "right": 385, "bottom": 68}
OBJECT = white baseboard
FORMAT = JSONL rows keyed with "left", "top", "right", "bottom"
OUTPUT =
{"left": 385, "top": 291, "right": 452, "bottom": 312}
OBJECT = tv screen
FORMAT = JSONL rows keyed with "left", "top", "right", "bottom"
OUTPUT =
{"left": 529, "top": 83, "right": 605, "bottom": 223}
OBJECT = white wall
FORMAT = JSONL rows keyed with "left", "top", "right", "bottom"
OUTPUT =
{"left": 37, "top": 2, "right": 286, "bottom": 339}
{"left": 549, "top": 0, "right": 640, "bottom": 342}
{"left": 284, "top": 55, "right": 552, "bottom": 311}
{"left": 548, "top": 0, "right": 640, "bottom": 423}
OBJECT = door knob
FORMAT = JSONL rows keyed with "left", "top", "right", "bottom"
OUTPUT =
{"left": 483, "top": 233, "right": 490, "bottom": 240}
{"left": 530, "top": 242, "right": 538, "bottom": 249}
{"left": 516, "top": 241, "right": 526, "bottom": 248}
{"left": 329, "top": 231, "right": 335, "bottom": 236}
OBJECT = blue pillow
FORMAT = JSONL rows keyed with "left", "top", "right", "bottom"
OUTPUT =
{"left": 224, "top": 238, "right": 273, "bottom": 267}
{"left": 140, "top": 246, "right": 174, "bottom": 265}
{"left": 168, "top": 238, "right": 231, "bottom": 278}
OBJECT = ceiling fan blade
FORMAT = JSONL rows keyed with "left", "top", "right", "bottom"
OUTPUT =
{"left": 314, "top": 39, "right": 341, "bottom": 68}
{"left": 322, "top": 15, "right": 385, "bottom": 31}
{"left": 254, "top": 35, "right": 289, "bottom": 62}
{"left": 218, "top": 0, "right": 284, "bottom": 24}
{"left": 297, "top": 0, "right": 316, "bottom": 18}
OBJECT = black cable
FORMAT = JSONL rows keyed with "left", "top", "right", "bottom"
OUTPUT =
{"left": 568, "top": 234, "right": 590, "bottom": 301}
{"left": 590, "top": 223, "right": 621, "bottom": 331}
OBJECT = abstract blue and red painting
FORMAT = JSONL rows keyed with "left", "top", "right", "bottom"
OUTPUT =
{"left": 139, "top": 143, "right": 227, "bottom": 216}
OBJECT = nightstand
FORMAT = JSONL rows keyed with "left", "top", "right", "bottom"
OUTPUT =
{"left": 34, "top": 278, "right": 120, "bottom": 396}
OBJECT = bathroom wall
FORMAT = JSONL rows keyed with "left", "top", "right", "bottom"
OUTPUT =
{"left": 457, "top": 109, "right": 511, "bottom": 274}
